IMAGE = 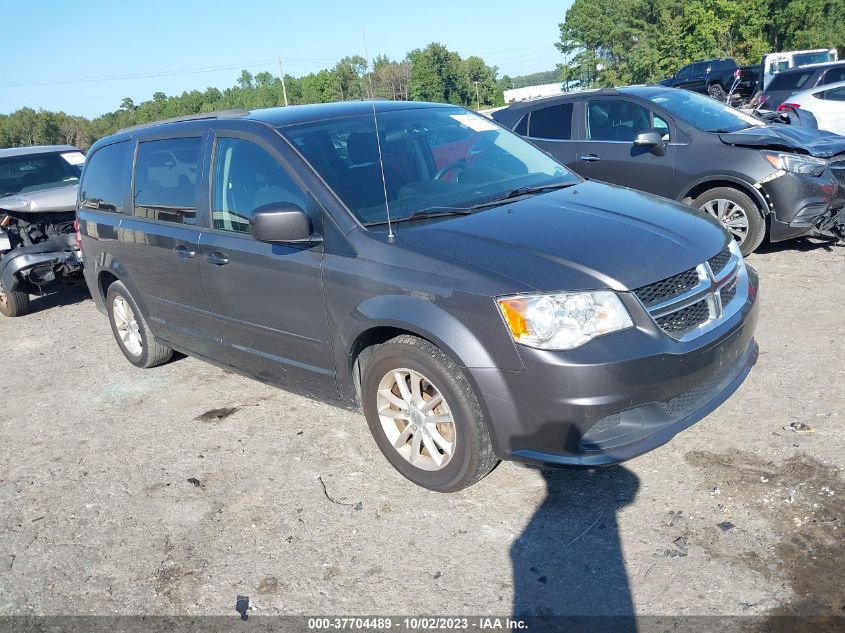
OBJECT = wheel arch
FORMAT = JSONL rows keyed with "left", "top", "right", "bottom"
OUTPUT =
{"left": 93, "top": 256, "right": 152, "bottom": 318}
{"left": 680, "top": 177, "right": 771, "bottom": 216}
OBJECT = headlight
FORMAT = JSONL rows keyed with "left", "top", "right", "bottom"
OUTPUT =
{"left": 762, "top": 151, "right": 827, "bottom": 176}
{"left": 497, "top": 291, "right": 634, "bottom": 350}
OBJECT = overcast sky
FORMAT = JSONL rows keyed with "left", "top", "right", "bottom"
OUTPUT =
{"left": 1, "top": 0, "right": 571, "bottom": 118}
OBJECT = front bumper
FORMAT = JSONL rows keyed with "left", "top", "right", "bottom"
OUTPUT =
{"left": 470, "top": 267, "right": 760, "bottom": 467}
{"left": 764, "top": 164, "right": 845, "bottom": 242}
{"left": 0, "top": 234, "right": 82, "bottom": 291}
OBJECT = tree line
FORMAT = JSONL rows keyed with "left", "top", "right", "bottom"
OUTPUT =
{"left": 558, "top": 0, "right": 845, "bottom": 87}
{"left": 0, "top": 43, "right": 516, "bottom": 150}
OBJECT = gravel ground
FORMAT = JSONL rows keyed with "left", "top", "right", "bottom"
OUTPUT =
{"left": 0, "top": 239, "right": 842, "bottom": 622}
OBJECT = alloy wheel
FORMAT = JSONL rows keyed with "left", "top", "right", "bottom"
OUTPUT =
{"left": 700, "top": 198, "right": 750, "bottom": 244}
{"left": 376, "top": 368, "right": 456, "bottom": 471}
{"left": 113, "top": 295, "right": 143, "bottom": 357}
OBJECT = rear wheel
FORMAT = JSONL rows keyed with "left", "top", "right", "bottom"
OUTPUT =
{"left": 361, "top": 335, "right": 498, "bottom": 492}
{"left": 692, "top": 187, "right": 766, "bottom": 256}
{"left": 0, "top": 282, "right": 30, "bottom": 317}
{"left": 707, "top": 83, "right": 727, "bottom": 102}
{"left": 106, "top": 281, "right": 172, "bottom": 368}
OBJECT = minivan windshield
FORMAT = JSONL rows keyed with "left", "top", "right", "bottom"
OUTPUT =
{"left": 279, "top": 106, "right": 577, "bottom": 226}
{"left": 645, "top": 89, "right": 763, "bottom": 133}
{"left": 0, "top": 151, "right": 84, "bottom": 198}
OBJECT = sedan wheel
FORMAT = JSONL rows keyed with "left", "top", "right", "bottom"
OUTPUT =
{"left": 700, "top": 198, "right": 750, "bottom": 243}
{"left": 377, "top": 368, "right": 456, "bottom": 471}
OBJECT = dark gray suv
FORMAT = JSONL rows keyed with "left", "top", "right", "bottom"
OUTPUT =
{"left": 78, "top": 102, "right": 759, "bottom": 491}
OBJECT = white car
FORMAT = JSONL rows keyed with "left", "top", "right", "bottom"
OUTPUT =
{"left": 780, "top": 79, "right": 845, "bottom": 135}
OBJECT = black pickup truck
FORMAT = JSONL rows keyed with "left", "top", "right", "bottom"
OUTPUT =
{"left": 660, "top": 58, "right": 759, "bottom": 102}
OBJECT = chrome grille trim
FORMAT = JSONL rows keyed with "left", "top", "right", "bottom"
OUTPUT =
{"left": 635, "top": 246, "right": 746, "bottom": 341}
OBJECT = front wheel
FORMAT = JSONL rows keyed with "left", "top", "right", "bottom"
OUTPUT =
{"left": 707, "top": 83, "right": 727, "bottom": 102}
{"left": 692, "top": 187, "right": 766, "bottom": 256}
{"left": 361, "top": 335, "right": 498, "bottom": 492}
{"left": 0, "top": 282, "right": 30, "bottom": 317}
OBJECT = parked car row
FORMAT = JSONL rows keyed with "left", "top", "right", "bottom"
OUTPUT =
{"left": 491, "top": 86, "right": 845, "bottom": 255}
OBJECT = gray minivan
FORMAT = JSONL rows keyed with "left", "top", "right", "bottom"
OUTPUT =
{"left": 77, "top": 103, "right": 759, "bottom": 491}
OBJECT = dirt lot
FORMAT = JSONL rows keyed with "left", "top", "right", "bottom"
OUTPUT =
{"left": 0, "top": 240, "right": 842, "bottom": 623}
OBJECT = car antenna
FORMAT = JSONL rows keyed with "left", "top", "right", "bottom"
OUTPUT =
{"left": 363, "top": 28, "right": 395, "bottom": 242}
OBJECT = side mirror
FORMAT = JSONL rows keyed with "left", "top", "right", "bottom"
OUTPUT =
{"left": 633, "top": 130, "right": 667, "bottom": 156}
{"left": 250, "top": 203, "right": 319, "bottom": 243}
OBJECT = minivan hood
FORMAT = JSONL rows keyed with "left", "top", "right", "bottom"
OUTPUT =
{"left": 0, "top": 184, "right": 78, "bottom": 214}
{"left": 395, "top": 180, "right": 728, "bottom": 292}
{"left": 718, "top": 124, "right": 845, "bottom": 158}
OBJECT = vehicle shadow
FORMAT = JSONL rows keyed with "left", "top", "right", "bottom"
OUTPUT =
{"left": 754, "top": 235, "right": 842, "bottom": 254}
{"left": 511, "top": 464, "right": 640, "bottom": 630}
{"left": 25, "top": 284, "right": 91, "bottom": 315}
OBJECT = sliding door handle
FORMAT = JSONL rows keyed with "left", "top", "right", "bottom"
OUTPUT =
{"left": 579, "top": 154, "right": 601, "bottom": 162}
{"left": 174, "top": 245, "right": 197, "bottom": 259}
{"left": 206, "top": 251, "right": 230, "bottom": 266}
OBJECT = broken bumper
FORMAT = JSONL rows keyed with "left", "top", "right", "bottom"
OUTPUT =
{"left": 0, "top": 235, "right": 82, "bottom": 291}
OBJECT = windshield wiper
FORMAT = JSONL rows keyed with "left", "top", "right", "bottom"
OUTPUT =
{"left": 364, "top": 207, "right": 473, "bottom": 227}
{"left": 468, "top": 181, "right": 577, "bottom": 210}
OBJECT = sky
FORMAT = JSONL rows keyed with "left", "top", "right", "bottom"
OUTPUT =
{"left": 0, "top": 0, "right": 571, "bottom": 119}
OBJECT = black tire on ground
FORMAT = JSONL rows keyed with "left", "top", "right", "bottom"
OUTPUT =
{"left": 361, "top": 334, "right": 498, "bottom": 492}
{"left": 106, "top": 280, "right": 173, "bottom": 368}
{"left": 707, "top": 83, "right": 727, "bottom": 101}
{"left": 691, "top": 186, "right": 766, "bottom": 256}
{"left": 0, "top": 283, "right": 30, "bottom": 318}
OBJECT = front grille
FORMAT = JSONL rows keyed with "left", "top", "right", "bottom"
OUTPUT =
{"left": 661, "top": 376, "right": 720, "bottom": 416}
{"left": 720, "top": 277, "right": 738, "bottom": 306}
{"left": 708, "top": 248, "right": 731, "bottom": 276}
{"left": 655, "top": 299, "right": 711, "bottom": 335}
{"left": 634, "top": 268, "right": 699, "bottom": 308}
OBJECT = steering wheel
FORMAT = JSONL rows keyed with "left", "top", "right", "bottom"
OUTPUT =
{"left": 434, "top": 161, "right": 468, "bottom": 180}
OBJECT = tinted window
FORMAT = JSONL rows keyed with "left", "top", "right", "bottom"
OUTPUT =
{"left": 821, "top": 67, "right": 845, "bottom": 85}
{"left": 822, "top": 87, "right": 845, "bottom": 101}
{"left": 587, "top": 100, "right": 652, "bottom": 141}
{"left": 0, "top": 151, "right": 83, "bottom": 198}
{"left": 80, "top": 141, "right": 129, "bottom": 212}
{"left": 692, "top": 62, "right": 707, "bottom": 76}
{"left": 211, "top": 137, "right": 306, "bottom": 234}
{"left": 513, "top": 115, "right": 528, "bottom": 136}
{"left": 528, "top": 103, "right": 573, "bottom": 139}
{"left": 133, "top": 137, "right": 202, "bottom": 225}
{"left": 675, "top": 65, "right": 693, "bottom": 80}
{"left": 768, "top": 70, "right": 815, "bottom": 91}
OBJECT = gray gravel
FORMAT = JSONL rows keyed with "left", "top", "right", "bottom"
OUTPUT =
{"left": 0, "top": 239, "right": 842, "bottom": 618}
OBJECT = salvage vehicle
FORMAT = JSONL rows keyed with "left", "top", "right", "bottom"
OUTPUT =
{"left": 660, "top": 58, "right": 758, "bottom": 102}
{"left": 492, "top": 86, "right": 845, "bottom": 255}
{"left": 78, "top": 103, "right": 759, "bottom": 491}
{"left": 0, "top": 145, "right": 85, "bottom": 317}
{"left": 759, "top": 62, "right": 845, "bottom": 112}
{"left": 775, "top": 80, "right": 845, "bottom": 136}
{"left": 760, "top": 48, "right": 839, "bottom": 91}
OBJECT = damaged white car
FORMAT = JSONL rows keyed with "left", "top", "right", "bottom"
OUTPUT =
{"left": 0, "top": 145, "right": 85, "bottom": 317}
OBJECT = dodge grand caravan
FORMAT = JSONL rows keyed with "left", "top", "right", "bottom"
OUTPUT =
{"left": 77, "top": 103, "right": 759, "bottom": 491}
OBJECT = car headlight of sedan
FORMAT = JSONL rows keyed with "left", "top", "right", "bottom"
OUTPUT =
{"left": 497, "top": 291, "right": 634, "bottom": 350}
{"left": 762, "top": 151, "right": 827, "bottom": 176}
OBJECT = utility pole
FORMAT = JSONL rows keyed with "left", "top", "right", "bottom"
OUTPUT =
{"left": 474, "top": 81, "right": 481, "bottom": 110}
{"left": 278, "top": 57, "right": 289, "bottom": 106}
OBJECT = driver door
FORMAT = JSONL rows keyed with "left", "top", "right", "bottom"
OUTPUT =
{"left": 577, "top": 98, "right": 676, "bottom": 198}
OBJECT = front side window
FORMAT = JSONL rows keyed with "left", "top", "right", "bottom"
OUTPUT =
{"left": 133, "top": 137, "right": 202, "bottom": 225}
{"left": 645, "top": 89, "right": 762, "bottom": 133}
{"left": 0, "top": 151, "right": 84, "bottom": 198}
{"left": 80, "top": 141, "right": 130, "bottom": 212}
{"left": 675, "top": 65, "right": 692, "bottom": 80}
{"left": 528, "top": 103, "right": 573, "bottom": 140}
{"left": 280, "top": 107, "right": 575, "bottom": 226}
{"left": 653, "top": 114, "right": 671, "bottom": 141}
{"left": 586, "top": 100, "right": 652, "bottom": 142}
{"left": 211, "top": 137, "right": 306, "bottom": 234}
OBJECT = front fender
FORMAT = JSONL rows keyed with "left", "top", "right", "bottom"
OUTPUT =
{"left": 679, "top": 174, "right": 771, "bottom": 216}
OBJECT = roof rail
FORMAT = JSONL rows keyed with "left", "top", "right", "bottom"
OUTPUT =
{"left": 118, "top": 109, "right": 250, "bottom": 134}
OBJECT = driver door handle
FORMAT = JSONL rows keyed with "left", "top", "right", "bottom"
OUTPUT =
{"left": 174, "top": 245, "right": 197, "bottom": 259}
{"left": 580, "top": 154, "right": 601, "bottom": 162}
{"left": 206, "top": 251, "right": 230, "bottom": 266}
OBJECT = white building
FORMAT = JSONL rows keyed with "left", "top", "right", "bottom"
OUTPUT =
{"left": 503, "top": 82, "right": 564, "bottom": 103}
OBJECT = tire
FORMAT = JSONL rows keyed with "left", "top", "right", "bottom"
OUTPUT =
{"left": 691, "top": 187, "right": 766, "bottom": 256}
{"left": 0, "top": 282, "right": 30, "bottom": 317}
{"left": 707, "top": 83, "right": 727, "bottom": 102}
{"left": 106, "top": 281, "right": 172, "bottom": 368}
{"left": 361, "top": 335, "right": 498, "bottom": 492}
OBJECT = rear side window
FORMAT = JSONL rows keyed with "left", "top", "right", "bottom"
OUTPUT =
{"left": 821, "top": 67, "right": 845, "bottom": 85}
{"left": 527, "top": 103, "right": 573, "bottom": 140}
{"left": 211, "top": 137, "right": 306, "bottom": 234}
{"left": 768, "top": 70, "right": 814, "bottom": 91}
{"left": 513, "top": 115, "right": 528, "bottom": 136}
{"left": 80, "top": 141, "right": 129, "bottom": 212}
{"left": 133, "top": 137, "right": 202, "bottom": 225}
{"left": 820, "top": 87, "right": 845, "bottom": 101}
